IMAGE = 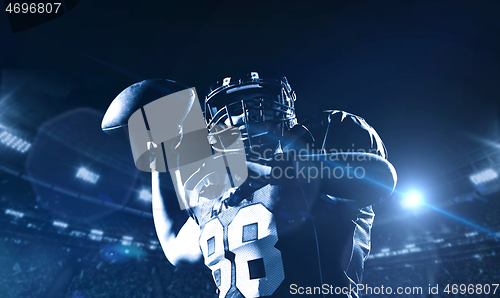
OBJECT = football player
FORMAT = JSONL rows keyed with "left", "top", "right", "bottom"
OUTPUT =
{"left": 102, "top": 72, "right": 397, "bottom": 297}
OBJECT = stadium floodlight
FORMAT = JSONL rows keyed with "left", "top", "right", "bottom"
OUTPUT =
{"left": 69, "top": 231, "right": 86, "bottom": 237}
{"left": 148, "top": 241, "right": 159, "bottom": 250}
{"left": 5, "top": 209, "right": 24, "bottom": 218}
{"left": 53, "top": 220, "right": 68, "bottom": 228}
{"left": 139, "top": 189, "right": 152, "bottom": 201}
{"left": 401, "top": 191, "right": 422, "bottom": 208}
{"left": 0, "top": 131, "right": 31, "bottom": 153}
{"left": 381, "top": 248, "right": 390, "bottom": 253}
{"left": 76, "top": 167, "right": 100, "bottom": 184}
{"left": 409, "top": 246, "right": 422, "bottom": 253}
{"left": 89, "top": 229, "right": 103, "bottom": 241}
{"left": 405, "top": 243, "right": 415, "bottom": 248}
{"left": 103, "top": 237, "right": 118, "bottom": 243}
{"left": 70, "top": 231, "right": 84, "bottom": 237}
{"left": 465, "top": 231, "right": 478, "bottom": 237}
{"left": 470, "top": 169, "right": 498, "bottom": 185}
{"left": 121, "top": 235, "right": 133, "bottom": 246}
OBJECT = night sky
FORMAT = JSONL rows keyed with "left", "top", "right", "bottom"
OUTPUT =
{"left": 1, "top": 0, "right": 499, "bottom": 215}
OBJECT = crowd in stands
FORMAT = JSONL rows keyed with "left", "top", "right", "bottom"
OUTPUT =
{"left": 0, "top": 191, "right": 157, "bottom": 249}
{"left": 0, "top": 235, "right": 217, "bottom": 298}
{"left": 65, "top": 255, "right": 154, "bottom": 298}
{"left": 362, "top": 197, "right": 500, "bottom": 297}
{"left": 0, "top": 238, "right": 72, "bottom": 298}
{"left": 364, "top": 251, "right": 500, "bottom": 297}
{"left": 371, "top": 198, "right": 500, "bottom": 253}
{"left": 156, "top": 258, "right": 217, "bottom": 298}
{"left": 2, "top": 170, "right": 500, "bottom": 297}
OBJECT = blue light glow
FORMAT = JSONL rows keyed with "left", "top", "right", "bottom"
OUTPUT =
{"left": 422, "top": 202, "right": 498, "bottom": 238}
{"left": 401, "top": 191, "right": 421, "bottom": 208}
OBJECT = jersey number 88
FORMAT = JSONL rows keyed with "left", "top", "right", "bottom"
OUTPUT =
{"left": 200, "top": 204, "right": 285, "bottom": 297}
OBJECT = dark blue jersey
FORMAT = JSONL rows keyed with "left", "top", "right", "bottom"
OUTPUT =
{"left": 191, "top": 110, "right": 387, "bottom": 298}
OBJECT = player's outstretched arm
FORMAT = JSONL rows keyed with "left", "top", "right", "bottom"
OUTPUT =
{"left": 101, "top": 79, "right": 204, "bottom": 266}
{"left": 241, "top": 151, "right": 396, "bottom": 207}
{"left": 293, "top": 152, "right": 397, "bottom": 206}
{"left": 263, "top": 110, "right": 397, "bottom": 207}
{"left": 152, "top": 171, "right": 202, "bottom": 266}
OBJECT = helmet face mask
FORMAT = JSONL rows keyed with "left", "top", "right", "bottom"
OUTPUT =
{"left": 205, "top": 72, "right": 297, "bottom": 158}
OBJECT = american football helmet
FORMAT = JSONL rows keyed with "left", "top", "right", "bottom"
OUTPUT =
{"left": 204, "top": 72, "right": 297, "bottom": 158}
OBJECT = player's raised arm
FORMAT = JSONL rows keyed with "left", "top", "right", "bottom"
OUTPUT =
{"left": 151, "top": 171, "right": 202, "bottom": 266}
{"left": 101, "top": 79, "right": 204, "bottom": 266}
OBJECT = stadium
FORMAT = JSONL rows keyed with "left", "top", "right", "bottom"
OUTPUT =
{"left": 1, "top": 1, "right": 499, "bottom": 297}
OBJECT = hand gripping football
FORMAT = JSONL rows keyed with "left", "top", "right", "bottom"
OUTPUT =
{"left": 102, "top": 79, "right": 196, "bottom": 172}
{"left": 102, "top": 79, "right": 248, "bottom": 209}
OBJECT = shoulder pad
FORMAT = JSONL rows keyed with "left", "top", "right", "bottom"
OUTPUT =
{"left": 300, "top": 110, "right": 387, "bottom": 158}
